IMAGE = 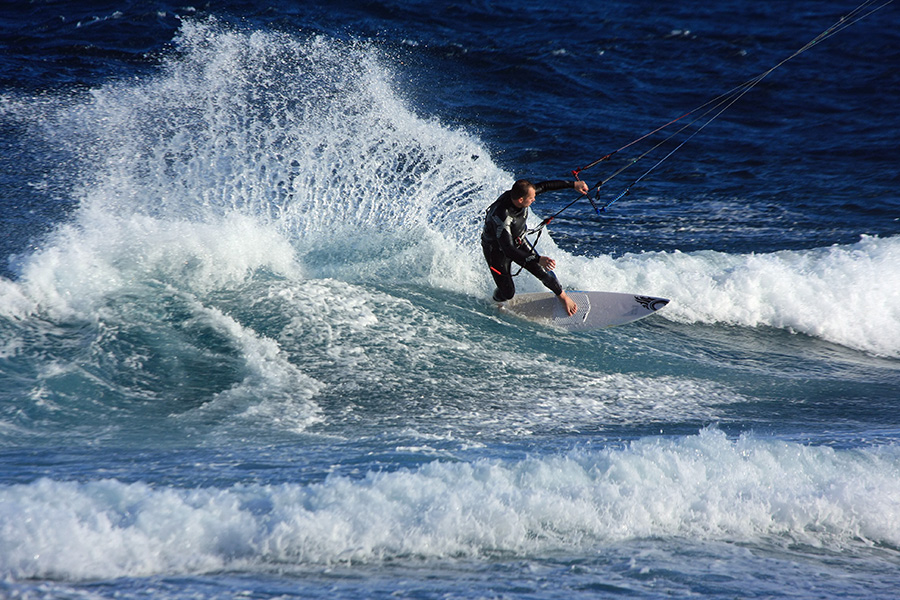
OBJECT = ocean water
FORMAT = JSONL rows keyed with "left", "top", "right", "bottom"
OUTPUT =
{"left": 1, "top": 1, "right": 899, "bottom": 598}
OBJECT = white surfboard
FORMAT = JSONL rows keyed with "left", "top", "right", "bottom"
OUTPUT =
{"left": 499, "top": 291, "right": 669, "bottom": 331}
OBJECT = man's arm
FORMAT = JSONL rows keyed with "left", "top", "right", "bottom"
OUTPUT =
{"left": 533, "top": 180, "right": 589, "bottom": 195}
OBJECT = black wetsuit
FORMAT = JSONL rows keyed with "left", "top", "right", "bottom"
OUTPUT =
{"left": 481, "top": 180, "right": 575, "bottom": 302}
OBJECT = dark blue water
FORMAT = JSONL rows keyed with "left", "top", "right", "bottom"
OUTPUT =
{"left": 2, "top": 1, "right": 899, "bottom": 598}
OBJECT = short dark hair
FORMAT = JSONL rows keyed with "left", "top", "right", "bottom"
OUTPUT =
{"left": 511, "top": 179, "right": 535, "bottom": 200}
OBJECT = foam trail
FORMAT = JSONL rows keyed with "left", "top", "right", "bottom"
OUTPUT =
{"left": 2, "top": 429, "right": 899, "bottom": 580}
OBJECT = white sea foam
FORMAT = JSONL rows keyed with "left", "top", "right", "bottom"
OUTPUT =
{"left": 2, "top": 429, "right": 898, "bottom": 580}
{"left": 0, "top": 211, "right": 323, "bottom": 432}
{"left": 1, "top": 212, "right": 301, "bottom": 320}
{"left": 173, "top": 298, "right": 323, "bottom": 433}
{"left": 551, "top": 233, "right": 900, "bottom": 357}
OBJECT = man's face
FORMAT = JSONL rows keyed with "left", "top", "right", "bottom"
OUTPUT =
{"left": 512, "top": 189, "right": 535, "bottom": 209}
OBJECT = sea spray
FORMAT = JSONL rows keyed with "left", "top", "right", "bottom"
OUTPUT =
{"left": 2, "top": 19, "right": 504, "bottom": 309}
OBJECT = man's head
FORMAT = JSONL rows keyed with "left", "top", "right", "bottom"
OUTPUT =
{"left": 511, "top": 179, "right": 536, "bottom": 209}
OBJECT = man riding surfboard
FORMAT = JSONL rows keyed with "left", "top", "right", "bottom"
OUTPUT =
{"left": 481, "top": 178, "right": 588, "bottom": 316}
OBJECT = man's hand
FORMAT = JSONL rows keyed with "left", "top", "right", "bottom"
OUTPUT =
{"left": 574, "top": 180, "right": 589, "bottom": 195}
{"left": 538, "top": 256, "right": 557, "bottom": 270}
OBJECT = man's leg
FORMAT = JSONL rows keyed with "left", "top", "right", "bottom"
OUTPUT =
{"left": 482, "top": 244, "right": 515, "bottom": 302}
{"left": 522, "top": 261, "right": 577, "bottom": 315}
{"left": 522, "top": 260, "right": 563, "bottom": 296}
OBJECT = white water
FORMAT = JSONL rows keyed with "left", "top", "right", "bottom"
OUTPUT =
{"left": 558, "top": 234, "right": 900, "bottom": 357}
{"left": 3, "top": 428, "right": 898, "bottom": 580}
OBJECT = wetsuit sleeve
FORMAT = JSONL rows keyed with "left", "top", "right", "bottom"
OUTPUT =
{"left": 533, "top": 180, "right": 578, "bottom": 195}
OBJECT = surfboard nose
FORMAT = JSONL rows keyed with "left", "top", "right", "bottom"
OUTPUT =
{"left": 635, "top": 296, "right": 670, "bottom": 312}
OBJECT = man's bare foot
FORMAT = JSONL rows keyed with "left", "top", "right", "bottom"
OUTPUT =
{"left": 559, "top": 291, "right": 578, "bottom": 316}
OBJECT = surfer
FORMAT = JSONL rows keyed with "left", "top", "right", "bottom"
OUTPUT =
{"left": 482, "top": 178, "right": 588, "bottom": 316}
